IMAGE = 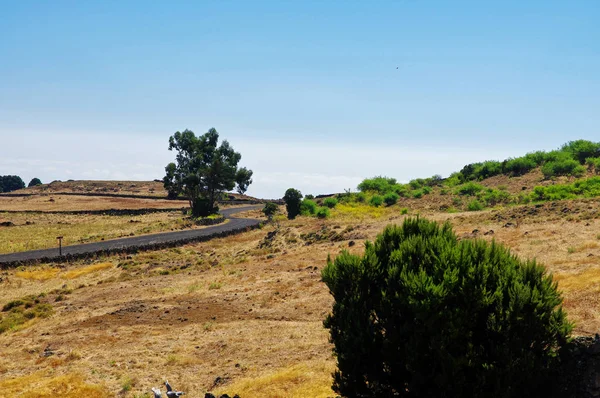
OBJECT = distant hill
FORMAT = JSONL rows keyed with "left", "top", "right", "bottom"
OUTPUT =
{"left": 3, "top": 180, "right": 260, "bottom": 202}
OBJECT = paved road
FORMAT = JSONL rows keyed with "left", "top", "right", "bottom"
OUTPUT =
{"left": 0, "top": 205, "right": 262, "bottom": 266}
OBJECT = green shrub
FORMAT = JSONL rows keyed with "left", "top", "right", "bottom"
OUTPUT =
{"left": 262, "top": 202, "right": 278, "bottom": 220}
{"left": 400, "top": 207, "right": 409, "bottom": 215}
{"left": 467, "top": 199, "right": 484, "bottom": 211}
{"left": 300, "top": 199, "right": 318, "bottom": 216}
{"left": 283, "top": 188, "right": 303, "bottom": 220}
{"left": 355, "top": 192, "right": 367, "bottom": 203}
{"left": 323, "top": 197, "right": 338, "bottom": 208}
{"left": 561, "top": 139, "right": 600, "bottom": 164}
{"left": 369, "top": 195, "right": 383, "bottom": 207}
{"left": 426, "top": 174, "right": 443, "bottom": 187}
{"left": 422, "top": 186, "right": 432, "bottom": 195}
{"left": 412, "top": 190, "right": 423, "bottom": 199}
{"left": 322, "top": 218, "right": 572, "bottom": 398}
{"left": 383, "top": 192, "right": 399, "bottom": 206}
{"left": 409, "top": 179, "right": 425, "bottom": 189}
{"left": 477, "top": 160, "right": 503, "bottom": 179}
{"left": 455, "top": 182, "right": 484, "bottom": 196}
{"left": 358, "top": 176, "right": 399, "bottom": 194}
{"left": 444, "top": 172, "right": 463, "bottom": 187}
{"left": 586, "top": 157, "right": 600, "bottom": 174}
{"left": 479, "top": 188, "right": 512, "bottom": 206}
{"left": 316, "top": 207, "right": 330, "bottom": 219}
{"left": 530, "top": 176, "right": 600, "bottom": 201}
{"left": 304, "top": 194, "right": 315, "bottom": 200}
{"left": 503, "top": 156, "right": 537, "bottom": 176}
{"left": 393, "top": 185, "right": 409, "bottom": 197}
{"left": 542, "top": 158, "right": 586, "bottom": 179}
{"left": 524, "top": 150, "right": 550, "bottom": 166}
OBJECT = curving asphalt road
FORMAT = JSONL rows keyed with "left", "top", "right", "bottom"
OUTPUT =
{"left": 0, "top": 205, "right": 262, "bottom": 266}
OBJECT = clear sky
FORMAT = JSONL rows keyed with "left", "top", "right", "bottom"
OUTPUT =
{"left": 1, "top": 1, "right": 598, "bottom": 198}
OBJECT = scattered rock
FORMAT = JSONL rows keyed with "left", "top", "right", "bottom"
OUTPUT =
{"left": 484, "top": 230, "right": 494, "bottom": 236}
{"left": 503, "top": 222, "right": 516, "bottom": 228}
{"left": 211, "top": 376, "right": 230, "bottom": 390}
{"left": 205, "top": 394, "right": 216, "bottom": 398}
{"left": 42, "top": 346, "right": 55, "bottom": 357}
{"left": 348, "top": 240, "right": 355, "bottom": 247}
{"left": 0, "top": 221, "right": 15, "bottom": 227}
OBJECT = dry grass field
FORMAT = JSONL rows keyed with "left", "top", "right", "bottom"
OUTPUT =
{"left": 0, "top": 211, "right": 218, "bottom": 254}
{"left": 2, "top": 180, "right": 600, "bottom": 396}
{"left": 0, "top": 195, "right": 186, "bottom": 212}
{"left": 0, "top": 190, "right": 249, "bottom": 254}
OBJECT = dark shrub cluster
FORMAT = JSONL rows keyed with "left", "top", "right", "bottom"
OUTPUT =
{"left": 283, "top": 188, "right": 303, "bottom": 220}
{"left": 0, "top": 175, "right": 25, "bottom": 193}
{"left": 322, "top": 218, "right": 572, "bottom": 398}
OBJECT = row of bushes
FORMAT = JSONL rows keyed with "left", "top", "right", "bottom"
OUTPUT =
{"left": 458, "top": 140, "right": 600, "bottom": 182}
{"left": 356, "top": 176, "right": 436, "bottom": 199}
{"left": 356, "top": 142, "right": 600, "bottom": 199}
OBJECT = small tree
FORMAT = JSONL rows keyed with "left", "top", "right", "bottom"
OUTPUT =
{"left": 262, "top": 202, "right": 278, "bottom": 221}
{"left": 163, "top": 128, "right": 253, "bottom": 216}
{"left": 28, "top": 178, "right": 42, "bottom": 187}
{"left": 283, "top": 188, "right": 303, "bottom": 220}
{"left": 235, "top": 167, "right": 253, "bottom": 195}
{"left": 322, "top": 217, "right": 572, "bottom": 398}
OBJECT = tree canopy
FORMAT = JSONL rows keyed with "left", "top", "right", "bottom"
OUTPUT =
{"left": 0, "top": 175, "right": 25, "bottom": 193}
{"left": 28, "top": 178, "right": 42, "bottom": 187}
{"left": 163, "top": 128, "right": 253, "bottom": 217}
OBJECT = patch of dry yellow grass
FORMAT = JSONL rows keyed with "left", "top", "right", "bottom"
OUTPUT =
{"left": 216, "top": 361, "right": 335, "bottom": 398}
{"left": 0, "top": 372, "right": 108, "bottom": 397}
{"left": 333, "top": 203, "right": 388, "bottom": 221}
{"left": 555, "top": 268, "right": 600, "bottom": 292}
{"left": 62, "top": 262, "right": 113, "bottom": 279}
{"left": 13, "top": 263, "right": 114, "bottom": 281}
{"left": 15, "top": 268, "right": 60, "bottom": 280}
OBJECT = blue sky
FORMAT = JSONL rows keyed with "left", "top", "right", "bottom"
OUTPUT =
{"left": 1, "top": 1, "right": 599, "bottom": 198}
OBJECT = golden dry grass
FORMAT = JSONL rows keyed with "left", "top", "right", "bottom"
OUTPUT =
{"left": 62, "top": 262, "right": 114, "bottom": 279}
{"left": 15, "top": 268, "right": 60, "bottom": 281}
{"left": 2, "top": 189, "right": 600, "bottom": 396}
{"left": 216, "top": 361, "right": 335, "bottom": 398}
{"left": 0, "top": 372, "right": 108, "bottom": 397}
{"left": 0, "top": 212, "right": 212, "bottom": 254}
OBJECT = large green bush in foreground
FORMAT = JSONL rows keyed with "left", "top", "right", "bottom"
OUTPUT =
{"left": 322, "top": 218, "right": 572, "bottom": 398}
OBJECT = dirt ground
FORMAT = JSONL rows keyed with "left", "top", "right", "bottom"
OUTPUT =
{"left": 1, "top": 193, "right": 600, "bottom": 396}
